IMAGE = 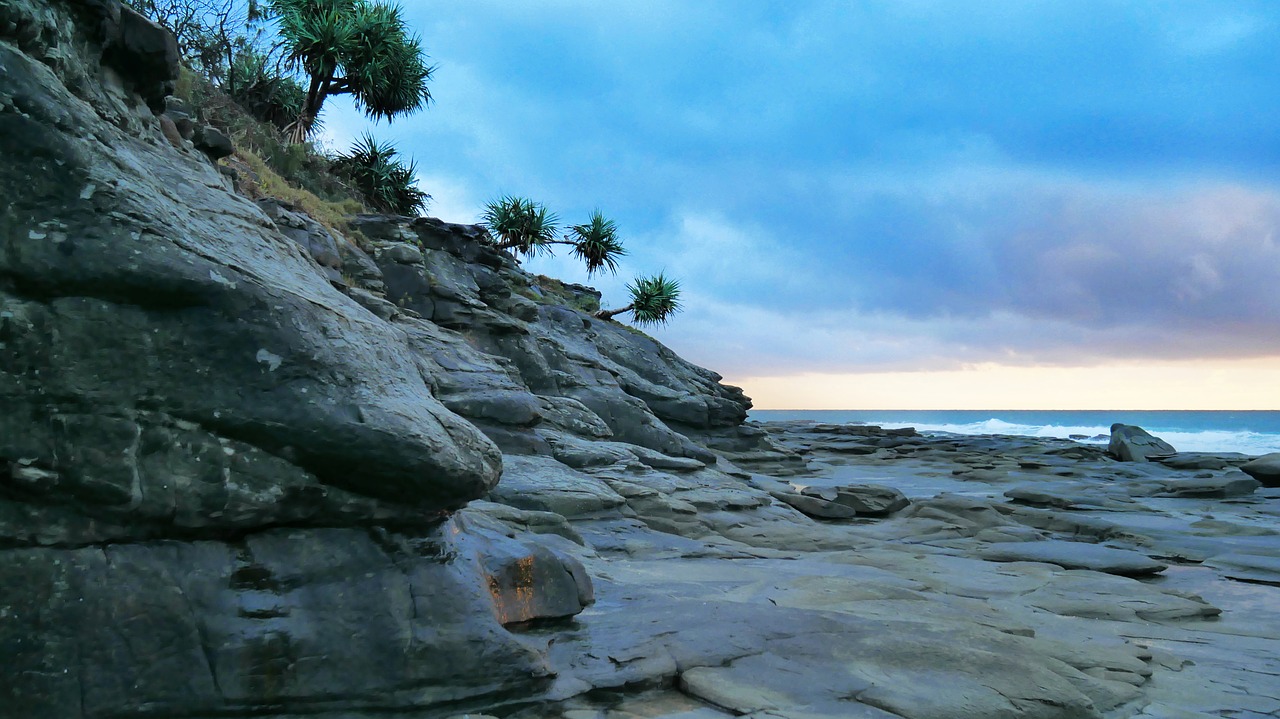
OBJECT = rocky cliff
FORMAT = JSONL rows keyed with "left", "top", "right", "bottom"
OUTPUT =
{"left": 7, "top": 4, "right": 1267, "bottom": 719}
{"left": 0, "top": 2, "right": 757, "bottom": 716}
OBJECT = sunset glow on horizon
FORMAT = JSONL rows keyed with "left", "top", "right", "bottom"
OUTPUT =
{"left": 734, "top": 357, "right": 1280, "bottom": 411}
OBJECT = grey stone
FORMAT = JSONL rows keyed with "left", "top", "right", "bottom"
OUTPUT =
{"left": 773, "top": 491, "right": 858, "bottom": 519}
{"left": 830, "top": 483, "right": 910, "bottom": 516}
{"left": 0, "top": 17, "right": 502, "bottom": 521}
{"left": 193, "top": 124, "right": 233, "bottom": 160}
{"left": 378, "top": 241, "right": 425, "bottom": 264}
{"left": 979, "top": 540, "right": 1167, "bottom": 576}
{"left": 1155, "top": 472, "right": 1260, "bottom": 499}
{"left": 0, "top": 521, "right": 570, "bottom": 718}
{"left": 490, "top": 455, "right": 628, "bottom": 517}
{"left": 1109, "top": 424, "right": 1177, "bottom": 462}
{"left": 103, "top": 5, "right": 179, "bottom": 112}
{"left": 1240, "top": 452, "right": 1280, "bottom": 487}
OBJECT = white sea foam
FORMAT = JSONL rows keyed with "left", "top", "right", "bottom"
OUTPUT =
{"left": 861, "top": 418, "right": 1280, "bottom": 456}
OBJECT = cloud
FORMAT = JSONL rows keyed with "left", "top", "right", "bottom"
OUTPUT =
{"left": 647, "top": 179, "right": 1280, "bottom": 377}
{"left": 415, "top": 173, "right": 483, "bottom": 225}
{"left": 312, "top": 1, "right": 1280, "bottom": 384}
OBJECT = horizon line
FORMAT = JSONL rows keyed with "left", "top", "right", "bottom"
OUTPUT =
{"left": 748, "top": 408, "right": 1280, "bottom": 412}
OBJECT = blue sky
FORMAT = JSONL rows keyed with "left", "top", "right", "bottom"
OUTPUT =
{"left": 322, "top": 1, "right": 1280, "bottom": 402}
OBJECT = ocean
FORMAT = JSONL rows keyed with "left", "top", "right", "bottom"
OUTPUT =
{"left": 748, "top": 410, "right": 1280, "bottom": 456}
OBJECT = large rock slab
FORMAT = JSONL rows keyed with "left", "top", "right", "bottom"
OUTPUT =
{"left": 490, "top": 455, "right": 628, "bottom": 517}
{"left": 979, "top": 540, "right": 1167, "bottom": 576}
{"left": 1155, "top": 472, "right": 1260, "bottom": 499}
{"left": 0, "top": 12, "right": 501, "bottom": 522}
{"left": 0, "top": 519, "right": 575, "bottom": 717}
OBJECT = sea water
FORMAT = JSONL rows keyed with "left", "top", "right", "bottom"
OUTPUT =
{"left": 748, "top": 410, "right": 1280, "bottom": 456}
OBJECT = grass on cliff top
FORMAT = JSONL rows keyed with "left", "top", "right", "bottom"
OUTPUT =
{"left": 524, "top": 274, "right": 601, "bottom": 314}
{"left": 173, "top": 68, "right": 365, "bottom": 237}
{"left": 176, "top": 69, "right": 355, "bottom": 201}
{"left": 231, "top": 148, "right": 364, "bottom": 234}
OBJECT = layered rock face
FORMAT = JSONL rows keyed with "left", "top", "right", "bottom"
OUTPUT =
{"left": 0, "top": 2, "right": 697, "bottom": 715}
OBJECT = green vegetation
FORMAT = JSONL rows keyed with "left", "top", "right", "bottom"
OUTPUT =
{"left": 131, "top": 0, "right": 686, "bottom": 326}
{"left": 567, "top": 210, "right": 626, "bottom": 277}
{"left": 595, "top": 272, "right": 683, "bottom": 326}
{"left": 177, "top": 68, "right": 355, "bottom": 204}
{"left": 226, "top": 47, "right": 306, "bottom": 130}
{"left": 270, "top": 0, "right": 434, "bottom": 141}
{"left": 232, "top": 147, "right": 364, "bottom": 231}
{"left": 481, "top": 196, "right": 561, "bottom": 257}
{"left": 481, "top": 199, "right": 628, "bottom": 278}
{"left": 131, "top": 0, "right": 432, "bottom": 219}
{"left": 332, "top": 134, "right": 429, "bottom": 215}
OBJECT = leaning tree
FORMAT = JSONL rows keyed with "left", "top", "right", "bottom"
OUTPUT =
{"left": 481, "top": 197, "right": 626, "bottom": 277}
{"left": 595, "top": 272, "right": 682, "bottom": 325}
{"left": 271, "top": 0, "right": 433, "bottom": 141}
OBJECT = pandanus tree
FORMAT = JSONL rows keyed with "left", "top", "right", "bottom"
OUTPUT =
{"left": 481, "top": 197, "right": 626, "bottom": 277}
{"left": 481, "top": 195, "right": 560, "bottom": 257}
{"left": 271, "top": 0, "right": 433, "bottom": 141}
{"left": 567, "top": 210, "right": 626, "bottom": 276}
{"left": 331, "top": 133, "right": 429, "bottom": 215}
{"left": 595, "top": 272, "right": 682, "bottom": 325}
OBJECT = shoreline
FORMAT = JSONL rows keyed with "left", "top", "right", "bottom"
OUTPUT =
{"left": 495, "top": 421, "right": 1280, "bottom": 716}
{"left": 749, "top": 409, "right": 1280, "bottom": 456}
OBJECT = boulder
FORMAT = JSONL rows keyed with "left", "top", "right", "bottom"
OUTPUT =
{"left": 831, "top": 484, "right": 910, "bottom": 516}
{"left": 1108, "top": 424, "right": 1176, "bottom": 462}
{"left": 1240, "top": 452, "right": 1280, "bottom": 487}
{"left": 773, "top": 490, "right": 858, "bottom": 520}
{"left": 102, "top": 5, "right": 179, "bottom": 112}
{"left": 193, "top": 124, "right": 233, "bottom": 160}
{"left": 490, "top": 455, "right": 628, "bottom": 517}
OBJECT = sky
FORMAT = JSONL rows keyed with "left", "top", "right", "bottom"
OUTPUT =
{"left": 320, "top": 0, "right": 1280, "bottom": 410}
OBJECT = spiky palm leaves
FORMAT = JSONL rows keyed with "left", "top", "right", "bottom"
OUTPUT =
{"left": 482, "top": 200, "right": 628, "bottom": 278}
{"left": 228, "top": 49, "right": 306, "bottom": 130}
{"left": 568, "top": 210, "right": 626, "bottom": 276}
{"left": 481, "top": 196, "right": 560, "bottom": 257}
{"left": 271, "top": 0, "right": 433, "bottom": 141}
{"left": 595, "top": 272, "right": 682, "bottom": 326}
{"left": 332, "top": 134, "right": 429, "bottom": 215}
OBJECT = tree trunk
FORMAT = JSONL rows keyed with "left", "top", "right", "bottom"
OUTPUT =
{"left": 594, "top": 304, "right": 633, "bottom": 321}
{"left": 289, "top": 73, "right": 327, "bottom": 143}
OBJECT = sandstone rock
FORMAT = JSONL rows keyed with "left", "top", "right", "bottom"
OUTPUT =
{"left": 979, "top": 540, "right": 1167, "bottom": 576}
{"left": 457, "top": 510, "right": 594, "bottom": 625}
{"left": 0, "top": 28, "right": 501, "bottom": 520}
{"left": 103, "top": 5, "right": 179, "bottom": 112}
{"left": 1156, "top": 453, "right": 1245, "bottom": 471}
{"left": 1239, "top": 452, "right": 1280, "bottom": 487}
{"left": 830, "top": 483, "right": 910, "bottom": 516}
{"left": 0, "top": 521, "right": 566, "bottom": 718}
{"left": 1204, "top": 552, "right": 1280, "bottom": 586}
{"left": 1155, "top": 472, "right": 1260, "bottom": 499}
{"left": 773, "top": 491, "right": 858, "bottom": 519}
{"left": 1108, "top": 424, "right": 1176, "bottom": 462}
{"left": 490, "top": 455, "right": 628, "bottom": 517}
